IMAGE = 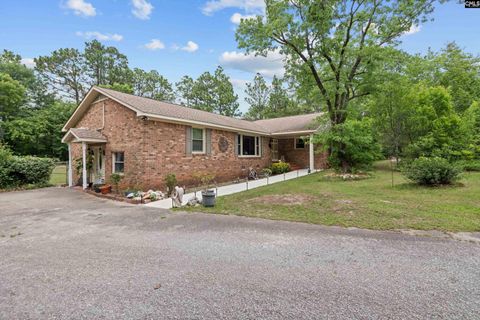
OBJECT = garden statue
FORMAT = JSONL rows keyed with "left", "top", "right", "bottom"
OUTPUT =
{"left": 172, "top": 186, "right": 185, "bottom": 207}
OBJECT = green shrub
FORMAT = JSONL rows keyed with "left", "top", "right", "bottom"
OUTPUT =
{"left": 261, "top": 168, "right": 272, "bottom": 177}
{"left": 313, "top": 118, "right": 382, "bottom": 173}
{"left": 9, "top": 156, "right": 55, "bottom": 185}
{"left": 401, "top": 157, "right": 462, "bottom": 186}
{"left": 456, "top": 159, "right": 480, "bottom": 172}
{"left": 110, "top": 173, "right": 123, "bottom": 194}
{"left": 164, "top": 173, "right": 177, "bottom": 196}
{"left": 271, "top": 162, "right": 290, "bottom": 174}
{"left": 0, "top": 144, "right": 14, "bottom": 188}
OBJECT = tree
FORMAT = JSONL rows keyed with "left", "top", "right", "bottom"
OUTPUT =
{"left": 313, "top": 117, "right": 382, "bottom": 172}
{"left": 131, "top": 68, "right": 175, "bottom": 102}
{"left": 0, "top": 73, "right": 25, "bottom": 121}
{"left": 434, "top": 42, "right": 480, "bottom": 113}
{"left": 268, "top": 76, "right": 294, "bottom": 117}
{"left": 0, "top": 50, "right": 54, "bottom": 109}
{"left": 244, "top": 73, "right": 270, "bottom": 120}
{"left": 236, "top": 0, "right": 439, "bottom": 169}
{"left": 84, "top": 40, "right": 130, "bottom": 86}
{"left": 2, "top": 101, "right": 75, "bottom": 159}
{"left": 98, "top": 83, "right": 133, "bottom": 94}
{"left": 35, "top": 48, "right": 88, "bottom": 104}
{"left": 177, "top": 67, "right": 240, "bottom": 117}
{"left": 176, "top": 75, "right": 196, "bottom": 106}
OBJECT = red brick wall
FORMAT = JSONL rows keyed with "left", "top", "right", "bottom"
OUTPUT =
{"left": 278, "top": 138, "right": 328, "bottom": 169}
{"left": 70, "top": 99, "right": 272, "bottom": 190}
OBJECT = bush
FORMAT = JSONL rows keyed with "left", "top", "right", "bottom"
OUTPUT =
{"left": 401, "top": 157, "right": 462, "bottom": 186}
{"left": 164, "top": 173, "right": 177, "bottom": 196}
{"left": 456, "top": 159, "right": 480, "bottom": 172}
{"left": 9, "top": 156, "right": 55, "bottom": 185}
{"left": 0, "top": 144, "right": 14, "bottom": 188}
{"left": 271, "top": 162, "right": 290, "bottom": 174}
{"left": 314, "top": 118, "right": 382, "bottom": 173}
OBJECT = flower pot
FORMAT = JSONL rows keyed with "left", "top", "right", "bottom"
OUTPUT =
{"left": 100, "top": 185, "right": 112, "bottom": 194}
{"left": 201, "top": 189, "right": 216, "bottom": 207}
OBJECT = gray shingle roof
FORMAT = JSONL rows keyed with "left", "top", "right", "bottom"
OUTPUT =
{"left": 95, "top": 87, "right": 269, "bottom": 134}
{"left": 253, "top": 113, "right": 323, "bottom": 134}
{"left": 70, "top": 128, "right": 107, "bottom": 141}
{"left": 72, "top": 86, "right": 323, "bottom": 135}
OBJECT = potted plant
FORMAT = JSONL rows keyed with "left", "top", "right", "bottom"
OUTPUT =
{"left": 194, "top": 173, "right": 216, "bottom": 207}
{"left": 99, "top": 184, "right": 112, "bottom": 194}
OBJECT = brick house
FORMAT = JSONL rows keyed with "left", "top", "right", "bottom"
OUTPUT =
{"left": 62, "top": 86, "right": 328, "bottom": 190}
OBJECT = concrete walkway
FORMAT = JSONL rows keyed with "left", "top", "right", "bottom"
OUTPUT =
{"left": 146, "top": 168, "right": 318, "bottom": 209}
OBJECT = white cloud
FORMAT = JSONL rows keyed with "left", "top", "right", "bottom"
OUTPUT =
{"left": 220, "top": 50, "right": 285, "bottom": 78}
{"left": 20, "top": 58, "right": 35, "bottom": 69}
{"left": 202, "top": 0, "right": 265, "bottom": 15}
{"left": 182, "top": 41, "right": 199, "bottom": 53}
{"left": 230, "top": 12, "right": 256, "bottom": 24}
{"left": 65, "top": 0, "right": 96, "bottom": 17}
{"left": 403, "top": 25, "right": 421, "bottom": 36}
{"left": 131, "top": 0, "right": 154, "bottom": 20}
{"left": 144, "top": 39, "right": 165, "bottom": 50}
{"left": 76, "top": 31, "right": 123, "bottom": 42}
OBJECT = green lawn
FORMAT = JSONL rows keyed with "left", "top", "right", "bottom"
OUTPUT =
{"left": 49, "top": 165, "right": 67, "bottom": 186}
{"left": 185, "top": 162, "right": 480, "bottom": 232}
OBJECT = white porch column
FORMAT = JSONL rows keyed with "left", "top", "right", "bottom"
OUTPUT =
{"left": 68, "top": 143, "right": 73, "bottom": 187}
{"left": 309, "top": 134, "right": 314, "bottom": 172}
{"left": 82, "top": 142, "right": 87, "bottom": 189}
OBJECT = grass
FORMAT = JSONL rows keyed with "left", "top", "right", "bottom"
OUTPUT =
{"left": 184, "top": 161, "right": 480, "bottom": 232}
{"left": 49, "top": 165, "right": 67, "bottom": 186}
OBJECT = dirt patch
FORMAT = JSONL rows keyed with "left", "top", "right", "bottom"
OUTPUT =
{"left": 248, "top": 194, "right": 316, "bottom": 206}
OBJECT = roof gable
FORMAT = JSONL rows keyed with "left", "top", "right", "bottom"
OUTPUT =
{"left": 62, "top": 86, "right": 324, "bottom": 135}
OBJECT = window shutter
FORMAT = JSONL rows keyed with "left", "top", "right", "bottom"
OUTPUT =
{"left": 206, "top": 129, "right": 212, "bottom": 155}
{"left": 185, "top": 126, "right": 192, "bottom": 156}
{"left": 259, "top": 136, "right": 262, "bottom": 156}
{"left": 234, "top": 134, "right": 239, "bottom": 156}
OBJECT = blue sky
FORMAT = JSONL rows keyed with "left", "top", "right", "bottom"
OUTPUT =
{"left": 0, "top": 0, "right": 478, "bottom": 112}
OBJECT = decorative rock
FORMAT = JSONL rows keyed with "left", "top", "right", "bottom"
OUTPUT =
{"left": 126, "top": 193, "right": 134, "bottom": 199}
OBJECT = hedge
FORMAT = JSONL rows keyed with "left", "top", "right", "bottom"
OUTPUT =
{"left": 0, "top": 145, "right": 55, "bottom": 188}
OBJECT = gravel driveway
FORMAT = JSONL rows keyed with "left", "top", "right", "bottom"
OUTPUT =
{"left": 0, "top": 188, "right": 479, "bottom": 319}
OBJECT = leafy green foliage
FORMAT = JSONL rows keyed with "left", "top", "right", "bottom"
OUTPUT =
{"left": 402, "top": 157, "right": 462, "bottom": 186}
{"left": 0, "top": 144, "right": 14, "bottom": 188}
{"left": 131, "top": 68, "right": 175, "bottom": 102}
{"left": 2, "top": 101, "right": 75, "bottom": 159}
{"left": 84, "top": 40, "right": 130, "bottom": 87}
{"left": 271, "top": 162, "right": 290, "bottom": 174}
{"left": 0, "top": 73, "right": 25, "bottom": 121}
{"left": 110, "top": 173, "right": 123, "bottom": 194}
{"left": 456, "top": 160, "right": 480, "bottom": 172}
{"left": 176, "top": 66, "right": 240, "bottom": 117}
{"left": 0, "top": 147, "right": 55, "bottom": 188}
{"left": 314, "top": 118, "right": 382, "bottom": 172}
{"left": 99, "top": 83, "right": 133, "bottom": 94}
{"left": 164, "top": 173, "right": 177, "bottom": 196}
{"left": 244, "top": 73, "right": 270, "bottom": 120}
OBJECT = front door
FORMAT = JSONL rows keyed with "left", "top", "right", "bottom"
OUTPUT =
{"left": 92, "top": 146, "right": 106, "bottom": 183}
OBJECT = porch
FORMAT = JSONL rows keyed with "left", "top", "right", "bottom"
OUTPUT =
{"left": 61, "top": 128, "right": 108, "bottom": 189}
{"left": 270, "top": 133, "right": 317, "bottom": 171}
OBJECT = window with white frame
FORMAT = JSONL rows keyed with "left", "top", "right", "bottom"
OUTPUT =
{"left": 294, "top": 137, "right": 306, "bottom": 149}
{"left": 192, "top": 128, "right": 205, "bottom": 153}
{"left": 112, "top": 152, "right": 124, "bottom": 173}
{"left": 237, "top": 134, "right": 261, "bottom": 156}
